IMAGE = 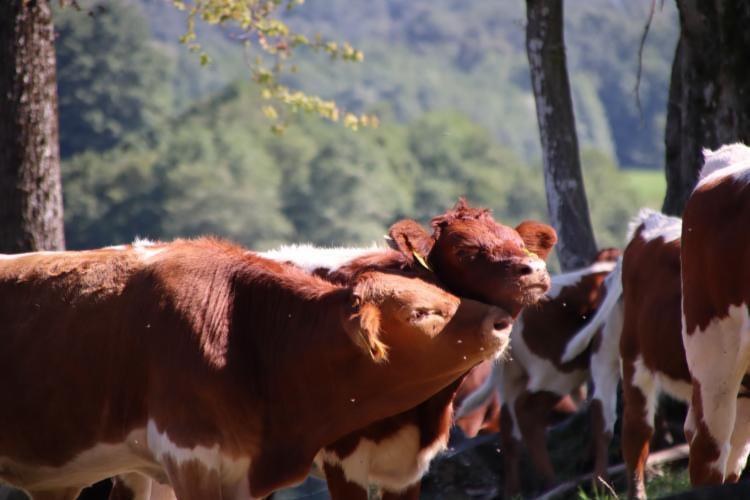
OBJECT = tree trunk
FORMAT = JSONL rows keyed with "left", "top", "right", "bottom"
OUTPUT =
{"left": 525, "top": 0, "right": 597, "bottom": 271}
{"left": 662, "top": 1, "right": 750, "bottom": 216}
{"left": 0, "top": 0, "right": 65, "bottom": 252}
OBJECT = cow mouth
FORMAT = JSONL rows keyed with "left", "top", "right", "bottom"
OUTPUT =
{"left": 520, "top": 282, "right": 550, "bottom": 303}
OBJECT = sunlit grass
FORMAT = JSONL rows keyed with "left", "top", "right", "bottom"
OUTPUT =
{"left": 622, "top": 168, "right": 666, "bottom": 210}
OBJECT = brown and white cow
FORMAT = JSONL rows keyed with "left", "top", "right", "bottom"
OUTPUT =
{"left": 0, "top": 238, "right": 513, "bottom": 499}
{"left": 681, "top": 143, "right": 750, "bottom": 486}
{"left": 456, "top": 249, "right": 619, "bottom": 497}
{"left": 562, "top": 209, "right": 687, "bottom": 499}
{"left": 259, "top": 200, "right": 557, "bottom": 499}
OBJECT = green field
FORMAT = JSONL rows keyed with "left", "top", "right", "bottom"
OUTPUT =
{"left": 623, "top": 168, "right": 667, "bottom": 210}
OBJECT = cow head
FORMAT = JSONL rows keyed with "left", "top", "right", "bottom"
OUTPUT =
{"left": 388, "top": 199, "right": 556, "bottom": 316}
{"left": 343, "top": 272, "right": 513, "bottom": 367}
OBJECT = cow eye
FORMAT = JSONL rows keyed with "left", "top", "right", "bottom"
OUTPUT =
{"left": 455, "top": 246, "right": 479, "bottom": 261}
{"left": 410, "top": 309, "right": 444, "bottom": 322}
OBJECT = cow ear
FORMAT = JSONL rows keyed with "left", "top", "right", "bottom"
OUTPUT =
{"left": 343, "top": 297, "right": 389, "bottom": 364}
{"left": 515, "top": 221, "right": 557, "bottom": 261}
{"left": 387, "top": 219, "right": 435, "bottom": 267}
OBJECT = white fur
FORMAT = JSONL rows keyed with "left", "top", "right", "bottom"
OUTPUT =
{"left": 507, "top": 317, "right": 588, "bottom": 397}
{"left": 698, "top": 143, "right": 750, "bottom": 186}
{"left": 626, "top": 208, "right": 682, "bottom": 244}
{"left": 682, "top": 303, "right": 750, "bottom": 479}
{"left": 0, "top": 251, "right": 58, "bottom": 260}
{"left": 546, "top": 260, "right": 617, "bottom": 299}
{"left": 562, "top": 258, "right": 622, "bottom": 363}
{"left": 259, "top": 243, "right": 383, "bottom": 274}
{"left": 0, "top": 428, "right": 158, "bottom": 494}
{"left": 146, "top": 420, "right": 250, "bottom": 486}
{"left": 632, "top": 356, "right": 659, "bottom": 428}
{"left": 316, "top": 424, "right": 447, "bottom": 493}
{"left": 589, "top": 296, "right": 624, "bottom": 435}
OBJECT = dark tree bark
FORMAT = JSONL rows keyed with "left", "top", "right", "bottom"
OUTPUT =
{"left": 0, "top": 0, "right": 65, "bottom": 252}
{"left": 525, "top": 0, "right": 597, "bottom": 271}
{"left": 662, "top": 1, "right": 750, "bottom": 216}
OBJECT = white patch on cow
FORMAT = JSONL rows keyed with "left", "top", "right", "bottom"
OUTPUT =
{"left": 0, "top": 428, "right": 161, "bottom": 493}
{"left": 546, "top": 261, "right": 617, "bottom": 299}
{"left": 130, "top": 238, "right": 166, "bottom": 261}
{"left": 656, "top": 373, "right": 692, "bottom": 403}
{"left": 698, "top": 143, "right": 750, "bottom": 186}
{"left": 682, "top": 303, "right": 750, "bottom": 479}
{"left": 0, "top": 251, "right": 58, "bottom": 260}
{"left": 259, "top": 243, "right": 383, "bottom": 274}
{"left": 632, "top": 356, "right": 658, "bottom": 428}
{"left": 627, "top": 208, "right": 682, "bottom": 244}
{"left": 316, "top": 424, "right": 447, "bottom": 493}
{"left": 507, "top": 317, "right": 588, "bottom": 400}
{"left": 146, "top": 420, "right": 250, "bottom": 486}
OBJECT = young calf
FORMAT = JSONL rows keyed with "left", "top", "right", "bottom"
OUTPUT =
{"left": 457, "top": 249, "right": 619, "bottom": 497}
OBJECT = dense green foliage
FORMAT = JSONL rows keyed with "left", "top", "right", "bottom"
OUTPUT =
{"left": 57, "top": 0, "right": 677, "bottom": 167}
{"left": 62, "top": 83, "right": 644, "bottom": 258}
{"left": 55, "top": 3, "right": 174, "bottom": 158}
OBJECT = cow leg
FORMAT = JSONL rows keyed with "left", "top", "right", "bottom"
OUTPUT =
{"left": 514, "top": 390, "right": 559, "bottom": 489}
{"left": 621, "top": 358, "right": 657, "bottom": 500}
{"left": 683, "top": 310, "right": 750, "bottom": 486}
{"left": 322, "top": 462, "right": 368, "bottom": 500}
{"left": 725, "top": 397, "right": 750, "bottom": 482}
{"left": 381, "top": 483, "right": 420, "bottom": 500}
{"left": 500, "top": 405, "right": 522, "bottom": 498}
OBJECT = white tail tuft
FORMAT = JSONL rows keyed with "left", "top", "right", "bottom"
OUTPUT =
{"left": 561, "top": 257, "right": 623, "bottom": 363}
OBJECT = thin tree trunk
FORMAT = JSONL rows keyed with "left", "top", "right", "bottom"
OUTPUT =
{"left": 0, "top": 0, "right": 65, "bottom": 252}
{"left": 525, "top": 0, "right": 597, "bottom": 271}
{"left": 662, "top": 0, "right": 750, "bottom": 216}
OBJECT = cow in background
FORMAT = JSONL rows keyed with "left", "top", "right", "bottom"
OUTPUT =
{"left": 562, "top": 209, "right": 686, "bottom": 499}
{"left": 457, "top": 249, "right": 619, "bottom": 497}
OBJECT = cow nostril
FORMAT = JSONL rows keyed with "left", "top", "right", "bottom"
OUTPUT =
{"left": 517, "top": 264, "right": 533, "bottom": 276}
{"left": 494, "top": 320, "right": 510, "bottom": 331}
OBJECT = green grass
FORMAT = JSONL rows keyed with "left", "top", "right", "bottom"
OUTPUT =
{"left": 622, "top": 168, "right": 666, "bottom": 210}
{"left": 575, "top": 465, "right": 691, "bottom": 499}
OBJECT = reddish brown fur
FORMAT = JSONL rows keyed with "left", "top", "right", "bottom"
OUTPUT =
{"left": 0, "top": 238, "right": 509, "bottom": 499}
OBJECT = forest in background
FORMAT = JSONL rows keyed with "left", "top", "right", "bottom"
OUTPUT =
{"left": 56, "top": 0, "right": 675, "bottom": 258}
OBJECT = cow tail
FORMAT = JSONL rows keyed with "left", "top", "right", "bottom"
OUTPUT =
{"left": 455, "top": 363, "right": 500, "bottom": 419}
{"left": 561, "top": 257, "right": 623, "bottom": 363}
